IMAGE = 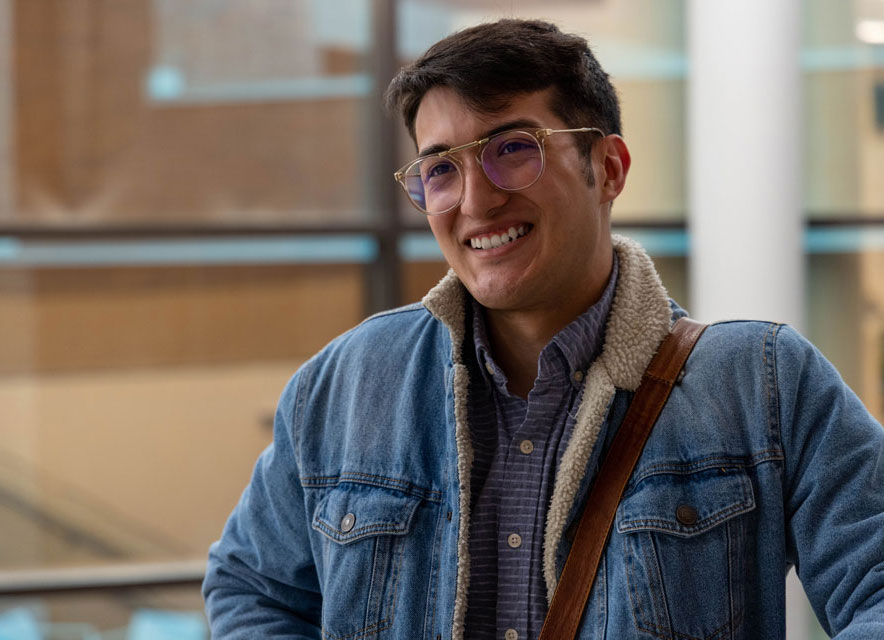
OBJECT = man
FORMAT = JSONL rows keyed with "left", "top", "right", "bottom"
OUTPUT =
{"left": 203, "top": 19, "right": 884, "bottom": 639}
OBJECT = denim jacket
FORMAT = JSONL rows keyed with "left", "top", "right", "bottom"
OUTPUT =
{"left": 204, "top": 235, "right": 884, "bottom": 639}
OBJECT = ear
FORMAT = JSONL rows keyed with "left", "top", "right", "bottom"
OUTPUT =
{"left": 598, "top": 135, "right": 631, "bottom": 205}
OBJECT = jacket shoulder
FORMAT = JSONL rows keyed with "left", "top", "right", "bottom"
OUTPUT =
{"left": 302, "top": 301, "right": 447, "bottom": 373}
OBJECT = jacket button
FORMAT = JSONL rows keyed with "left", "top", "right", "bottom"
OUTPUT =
{"left": 340, "top": 513, "right": 356, "bottom": 532}
{"left": 505, "top": 629, "right": 519, "bottom": 640}
{"left": 676, "top": 504, "right": 698, "bottom": 526}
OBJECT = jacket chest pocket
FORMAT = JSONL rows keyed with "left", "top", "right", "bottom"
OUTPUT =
{"left": 312, "top": 482, "right": 422, "bottom": 639}
{"left": 615, "top": 467, "right": 755, "bottom": 640}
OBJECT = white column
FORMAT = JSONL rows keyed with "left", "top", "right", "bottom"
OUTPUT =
{"left": 689, "top": 3, "right": 811, "bottom": 639}
{"left": 0, "top": 0, "right": 13, "bottom": 218}
{"left": 688, "top": 0, "right": 804, "bottom": 332}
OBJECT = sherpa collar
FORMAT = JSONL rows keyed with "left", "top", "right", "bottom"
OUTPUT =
{"left": 421, "top": 234, "right": 673, "bottom": 636}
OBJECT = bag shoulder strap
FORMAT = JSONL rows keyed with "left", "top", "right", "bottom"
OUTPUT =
{"left": 538, "top": 317, "right": 708, "bottom": 640}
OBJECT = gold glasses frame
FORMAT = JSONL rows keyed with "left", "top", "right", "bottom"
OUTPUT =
{"left": 393, "top": 127, "right": 605, "bottom": 216}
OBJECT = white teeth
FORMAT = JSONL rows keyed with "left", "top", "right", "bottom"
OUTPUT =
{"left": 470, "top": 225, "right": 531, "bottom": 250}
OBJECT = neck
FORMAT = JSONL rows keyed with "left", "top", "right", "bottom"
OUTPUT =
{"left": 484, "top": 310, "right": 560, "bottom": 398}
{"left": 483, "top": 257, "right": 613, "bottom": 398}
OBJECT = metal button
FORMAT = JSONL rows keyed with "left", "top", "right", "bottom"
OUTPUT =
{"left": 519, "top": 440, "right": 534, "bottom": 455}
{"left": 507, "top": 533, "right": 522, "bottom": 549}
{"left": 485, "top": 360, "right": 495, "bottom": 376}
{"left": 505, "top": 629, "right": 519, "bottom": 640}
{"left": 676, "top": 504, "right": 698, "bottom": 526}
{"left": 573, "top": 370, "right": 585, "bottom": 383}
{"left": 340, "top": 512, "right": 356, "bottom": 532}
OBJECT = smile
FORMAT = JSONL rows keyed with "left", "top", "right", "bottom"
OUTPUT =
{"left": 468, "top": 224, "right": 533, "bottom": 250}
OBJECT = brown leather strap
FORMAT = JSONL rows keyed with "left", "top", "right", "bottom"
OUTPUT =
{"left": 538, "top": 317, "right": 708, "bottom": 640}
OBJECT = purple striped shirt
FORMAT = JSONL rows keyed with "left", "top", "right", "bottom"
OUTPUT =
{"left": 463, "top": 253, "right": 619, "bottom": 640}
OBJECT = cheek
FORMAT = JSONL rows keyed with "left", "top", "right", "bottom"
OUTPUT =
{"left": 427, "top": 218, "right": 460, "bottom": 257}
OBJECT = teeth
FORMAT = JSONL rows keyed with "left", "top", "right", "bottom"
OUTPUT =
{"left": 470, "top": 225, "right": 530, "bottom": 250}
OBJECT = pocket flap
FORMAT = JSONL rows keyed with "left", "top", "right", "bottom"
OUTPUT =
{"left": 312, "top": 482, "right": 422, "bottom": 544}
{"left": 616, "top": 467, "right": 755, "bottom": 538}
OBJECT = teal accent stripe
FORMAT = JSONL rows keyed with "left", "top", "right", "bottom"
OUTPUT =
{"left": 806, "top": 227, "right": 884, "bottom": 253}
{"left": 399, "top": 233, "right": 444, "bottom": 261}
{"left": 616, "top": 229, "right": 689, "bottom": 256}
{"left": 1, "top": 228, "right": 882, "bottom": 268}
{"left": 147, "top": 69, "right": 373, "bottom": 104}
{"left": 0, "top": 236, "right": 377, "bottom": 268}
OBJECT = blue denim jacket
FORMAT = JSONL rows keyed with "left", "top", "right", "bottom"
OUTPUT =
{"left": 204, "top": 236, "right": 884, "bottom": 639}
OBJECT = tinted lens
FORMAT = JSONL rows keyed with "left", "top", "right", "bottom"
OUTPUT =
{"left": 481, "top": 130, "right": 543, "bottom": 190}
{"left": 404, "top": 156, "right": 463, "bottom": 214}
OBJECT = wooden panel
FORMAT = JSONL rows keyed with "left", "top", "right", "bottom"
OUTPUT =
{"left": 0, "top": 264, "right": 365, "bottom": 374}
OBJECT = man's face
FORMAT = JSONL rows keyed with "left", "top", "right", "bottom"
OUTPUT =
{"left": 413, "top": 87, "right": 616, "bottom": 316}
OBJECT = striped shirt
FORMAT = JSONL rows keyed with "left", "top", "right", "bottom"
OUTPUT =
{"left": 463, "top": 253, "right": 619, "bottom": 640}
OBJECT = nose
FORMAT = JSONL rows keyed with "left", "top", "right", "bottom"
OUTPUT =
{"left": 457, "top": 155, "right": 508, "bottom": 219}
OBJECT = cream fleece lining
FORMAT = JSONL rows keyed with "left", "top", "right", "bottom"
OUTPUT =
{"left": 421, "top": 234, "right": 672, "bottom": 638}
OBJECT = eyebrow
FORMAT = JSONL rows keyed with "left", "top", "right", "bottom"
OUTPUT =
{"left": 417, "top": 118, "right": 543, "bottom": 157}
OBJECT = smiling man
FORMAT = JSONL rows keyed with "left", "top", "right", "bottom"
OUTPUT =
{"left": 204, "top": 19, "right": 884, "bottom": 639}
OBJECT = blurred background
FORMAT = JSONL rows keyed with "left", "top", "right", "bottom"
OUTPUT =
{"left": 0, "top": 0, "right": 882, "bottom": 638}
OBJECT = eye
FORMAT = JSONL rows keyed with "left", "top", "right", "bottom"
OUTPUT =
{"left": 498, "top": 139, "right": 536, "bottom": 155}
{"left": 422, "top": 159, "right": 456, "bottom": 183}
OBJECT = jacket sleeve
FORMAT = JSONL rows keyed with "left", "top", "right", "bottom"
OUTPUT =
{"left": 776, "top": 325, "right": 884, "bottom": 637}
{"left": 203, "top": 368, "right": 322, "bottom": 639}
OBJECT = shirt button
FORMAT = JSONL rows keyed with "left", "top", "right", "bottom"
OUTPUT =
{"left": 573, "top": 370, "right": 585, "bottom": 383}
{"left": 340, "top": 513, "right": 356, "bottom": 532}
{"left": 507, "top": 533, "right": 522, "bottom": 549}
{"left": 505, "top": 630, "right": 519, "bottom": 640}
{"left": 519, "top": 440, "right": 534, "bottom": 455}
{"left": 485, "top": 360, "right": 495, "bottom": 376}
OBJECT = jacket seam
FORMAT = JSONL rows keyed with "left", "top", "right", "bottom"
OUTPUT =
{"left": 764, "top": 324, "right": 784, "bottom": 483}
{"left": 291, "top": 361, "right": 313, "bottom": 464}
{"left": 629, "top": 451, "right": 784, "bottom": 485}
{"left": 301, "top": 474, "right": 442, "bottom": 502}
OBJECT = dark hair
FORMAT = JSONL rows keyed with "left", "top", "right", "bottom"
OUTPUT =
{"left": 384, "top": 18, "right": 622, "bottom": 162}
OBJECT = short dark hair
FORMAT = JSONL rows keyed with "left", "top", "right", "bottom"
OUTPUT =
{"left": 384, "top": 18, "right": 622, "bottom": 162}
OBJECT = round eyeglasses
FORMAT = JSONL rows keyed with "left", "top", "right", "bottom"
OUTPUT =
{"left": 393, "top": 127, "right": 605, "bottom": 216}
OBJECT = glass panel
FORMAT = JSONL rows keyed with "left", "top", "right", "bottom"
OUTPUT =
{"left": 8, "top": 0, "right": 376, "bottom": 229}
{"left": 0, "top": 263, "right": 366, "bottom": 570}
{"left": 808, "top": 241, "right": 884, "bottom": 424}
{"left": 394, "top": 0, "right": 687, "bottom": 225}
{"left": 804, "top": 0, "right": 884, "bottom": 219}
{"left": 1, "top": 585, "right": 205, "bottom": 637}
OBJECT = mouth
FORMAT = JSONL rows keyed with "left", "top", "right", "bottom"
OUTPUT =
{"left": 466, "top": 224, "right": 534, "bottom": 250}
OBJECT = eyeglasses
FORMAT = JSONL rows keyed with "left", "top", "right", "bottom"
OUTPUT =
{"left": 393, "top": 127, "right": 605, "bottom": 216}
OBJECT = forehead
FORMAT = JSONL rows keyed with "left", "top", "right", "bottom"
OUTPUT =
{"left": 413, "top": 87, "right": 561, "bottom": 151}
